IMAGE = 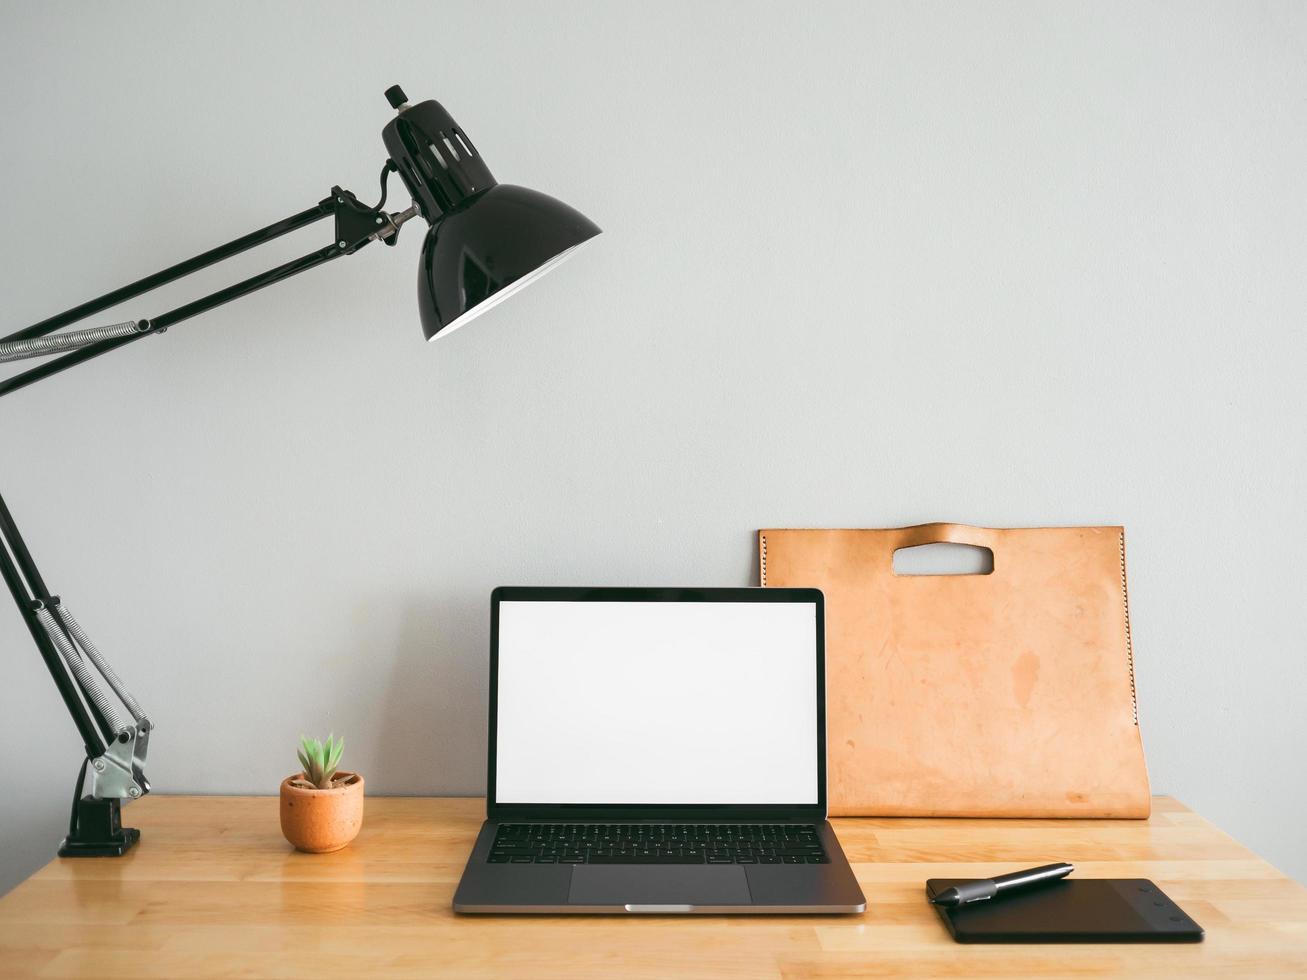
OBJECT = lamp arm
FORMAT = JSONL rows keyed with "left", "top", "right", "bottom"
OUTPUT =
{"left": 0, "top": 492, "right": 108, "bottom": 760}
{"left": 0, "top": 182, "right": 418, "bottom": 400}
{"left": 0, "top": 174, "right": 418, "bottom": 854}
{"left": 3, "top": 205, "right": 330, "bottom": 347}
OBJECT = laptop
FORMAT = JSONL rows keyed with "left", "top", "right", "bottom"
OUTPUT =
{"left": 453, "top": 586, "right": 866, "bottom": 914}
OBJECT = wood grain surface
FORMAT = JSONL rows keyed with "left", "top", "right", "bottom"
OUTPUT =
{"left": 0, "top": 795, "right": 1303, "bottom": 978}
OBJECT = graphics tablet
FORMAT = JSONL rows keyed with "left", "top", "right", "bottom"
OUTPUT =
{"left": 926, "top": 878, "right": 1204, "bottom": 943}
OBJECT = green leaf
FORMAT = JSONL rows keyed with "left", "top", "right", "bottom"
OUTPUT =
{"left": 293, "top": 733, "right": 347, "bottom": 787}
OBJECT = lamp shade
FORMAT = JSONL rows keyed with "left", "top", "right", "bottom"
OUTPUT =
{"left": 416, "top": 184, "right": 600, "bottom": 340}
{"left": 380, "top": 88, "right": 601, "bottom": 341}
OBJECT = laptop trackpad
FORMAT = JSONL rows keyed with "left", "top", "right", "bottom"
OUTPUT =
{"left": 568, "top": 866, "right": 751, "bottom": 908}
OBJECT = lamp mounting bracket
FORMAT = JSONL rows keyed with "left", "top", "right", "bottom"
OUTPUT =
{"left": 330, "top": 185, "right": 400, "bottom": 254}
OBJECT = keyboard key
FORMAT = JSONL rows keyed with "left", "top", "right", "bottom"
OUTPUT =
{"left": 589, "top": 854, "right": 705, "bottom": 864}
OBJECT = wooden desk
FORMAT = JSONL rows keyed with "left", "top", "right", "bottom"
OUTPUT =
{"left": 0, "top": 796, "right": 1304, "bottom": 978}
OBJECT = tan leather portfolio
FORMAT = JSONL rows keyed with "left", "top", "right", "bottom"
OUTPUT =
{"left": 759, "top": 524, "right": 1150, "bottom": 818}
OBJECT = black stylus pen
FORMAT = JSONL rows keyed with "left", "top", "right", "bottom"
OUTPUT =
{"left": 929, "top": 862, "right": 1074, "bottom": 907}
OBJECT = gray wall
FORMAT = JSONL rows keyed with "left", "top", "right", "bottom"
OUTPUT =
{"left": 2, "top": 1, "right": 1303, "bottom": 895}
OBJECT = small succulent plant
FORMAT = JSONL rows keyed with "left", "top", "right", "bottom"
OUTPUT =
{"left": 297, "top": 734, "right": 345, "bottom": 790}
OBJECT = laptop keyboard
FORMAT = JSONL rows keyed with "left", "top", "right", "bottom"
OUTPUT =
{"left": 488, "top": 823, "right": 828, "bottom": 864}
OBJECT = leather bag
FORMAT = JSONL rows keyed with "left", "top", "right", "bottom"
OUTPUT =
{"left": 759, "top": 524, "right": 1151, "bottom": 818}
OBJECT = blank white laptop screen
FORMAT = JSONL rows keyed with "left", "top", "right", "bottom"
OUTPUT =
{"left": 494, "top": 599, "right": 819, "bottom": 805}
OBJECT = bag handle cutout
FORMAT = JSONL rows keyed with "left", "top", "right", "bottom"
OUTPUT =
{"left": 891, "top": 524, "right": 996, "bottom": 576}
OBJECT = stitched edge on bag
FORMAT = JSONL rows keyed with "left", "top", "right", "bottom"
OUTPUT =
{"left": 1118, "top": 529, "right": 1139, "bottom": 725}
{"left": 759, "top": 532, "right": 768, "bottom": 586}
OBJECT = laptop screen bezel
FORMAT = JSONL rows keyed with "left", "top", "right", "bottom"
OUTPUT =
{"left": 486, "top": 586, "right": 827, "bottom": 822}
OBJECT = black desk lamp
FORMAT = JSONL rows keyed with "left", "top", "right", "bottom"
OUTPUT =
{"left": 0, "top": 84, "right": 600, "bottom": 857}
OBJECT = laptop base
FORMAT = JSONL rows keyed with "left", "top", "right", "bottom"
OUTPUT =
{"left": 453, "top": 820, "right": 866, "bottom": 914}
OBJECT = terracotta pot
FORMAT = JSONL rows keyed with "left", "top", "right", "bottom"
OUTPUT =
{"left": 279, "top": 772, "right": 364, "bottom": 853}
